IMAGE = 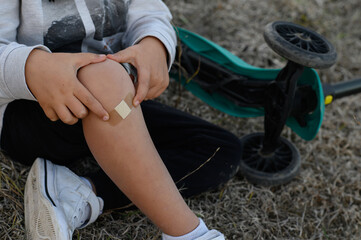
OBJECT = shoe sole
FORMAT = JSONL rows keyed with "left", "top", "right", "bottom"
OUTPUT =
{"left": 24, "top": 159, "right": 70, "bottom": 240}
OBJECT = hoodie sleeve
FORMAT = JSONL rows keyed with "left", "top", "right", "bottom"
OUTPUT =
{"left": 123, "top": 0, "right": 177, "bottom": 70}
{"left": 0, "top": 0, "right": 50, "bottom": 104}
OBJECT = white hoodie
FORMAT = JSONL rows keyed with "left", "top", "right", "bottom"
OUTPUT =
{"left": 0, "top": 0, "right": 177, "bottom": 131}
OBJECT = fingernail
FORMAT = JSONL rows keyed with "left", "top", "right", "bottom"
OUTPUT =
{"left": 134, "top": 100, "right": 140, "bottom": 106}
{"left": 98, "top": 54, "right": 106, "bottom": 58}
{"left": 103, "top": 115, "right": 109, "bottom": 121}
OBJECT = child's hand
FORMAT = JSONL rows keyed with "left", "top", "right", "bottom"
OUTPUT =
{"left": 107, "top": 37, "right": 169, "bottom": 106}
{"left": 25, "top": 50, "right": 109, "bottom": 124}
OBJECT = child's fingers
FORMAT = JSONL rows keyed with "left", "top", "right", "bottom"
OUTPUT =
{"left": 133, "top": 70, "right": 150, "bottom": 106}
{"left": 75, "top": 81, "right": 109, "bottom": 121}
{"left": 146, "top": 86, "right": 164, "bottom": 100}
{"left": 107, "top": 49, "right": 134, "bottom": 64}
{"left": 74, "top": 53, "right": 107, "bottom": 69}
{"left": 134, "top": 82, "right": 148, "bottom": 106}
{"left": 149, "top": 73, "right": 170, "bottom": 99}
{"left": 42, "top": 106, "right": 59, "bottom": 122}
{"left": 106, "top": 53, "right": 123, "bottom": 62}
{"left": 66, "top": 98, "right": 89, "bottom": 119}
{"left": 54, "top": 105, "right": 79, "bottom": 125}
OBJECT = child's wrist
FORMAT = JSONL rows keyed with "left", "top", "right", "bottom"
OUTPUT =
{"left": 139, "top": 36, "right": 168, "bottom": 60}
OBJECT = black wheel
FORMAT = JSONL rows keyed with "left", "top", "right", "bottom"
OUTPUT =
{"left": 239, "top": 133, "right": 301, "bottom": 186}
{"left": 264, "top": 21, "right": 337, "bottom": 69}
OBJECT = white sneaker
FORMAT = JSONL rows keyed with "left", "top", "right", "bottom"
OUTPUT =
{"left": 24, "top": 158, "right": 103, "bottom": 240}
{"left": 195, "top": 230, "right": 225, "bottom": 240}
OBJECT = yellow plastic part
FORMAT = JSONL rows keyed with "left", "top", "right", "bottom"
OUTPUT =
{"left": 325, "top": 95, "right": 333, "bottom": 105}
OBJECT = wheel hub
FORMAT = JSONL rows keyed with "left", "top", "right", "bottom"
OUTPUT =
{"left": 239, "top": 133, "right": 301, "bottom": 186}
{"left": 294, "top": 32, "right": 312, "bottom": 42}
{"left": 275, "top": 24, "right": 330, "bottom": 54}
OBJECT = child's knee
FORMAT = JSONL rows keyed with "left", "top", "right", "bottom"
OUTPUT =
{"left": 78, "top": 59, "right": 135, "bottom": 111}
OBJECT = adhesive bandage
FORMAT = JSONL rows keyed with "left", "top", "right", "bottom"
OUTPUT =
{"left": 114, "top": 99, "right": 132, "bottom": 119}
{"left": 109, "top": 92, "right": 134, "bottom": 124}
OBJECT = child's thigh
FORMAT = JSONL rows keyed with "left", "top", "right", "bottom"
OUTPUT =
{"left": 0, "top": 100, "right": 91, "bottom": 166}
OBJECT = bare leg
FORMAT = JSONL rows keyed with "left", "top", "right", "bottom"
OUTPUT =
{"left": 78, "top": 59, "right": 199, "bottom": 236}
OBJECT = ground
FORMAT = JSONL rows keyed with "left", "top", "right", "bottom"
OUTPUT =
{"left": 1, "top": 0, "right": 361, "bottom": 239}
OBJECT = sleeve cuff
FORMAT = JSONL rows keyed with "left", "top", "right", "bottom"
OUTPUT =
{"left": 4, "top": 45, "right": 51, "bottom": 101}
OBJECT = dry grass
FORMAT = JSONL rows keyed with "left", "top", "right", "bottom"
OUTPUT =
{"left": 1, "top": 0, "right": 361, "bottom": 239}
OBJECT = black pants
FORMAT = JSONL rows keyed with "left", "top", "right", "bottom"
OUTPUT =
{"left": 1, "top": 100, "right": 241, "bottom": 210}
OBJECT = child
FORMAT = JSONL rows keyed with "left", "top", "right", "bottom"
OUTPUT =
{"left": 0, "top": 0, "right": 242, "bottom": 239}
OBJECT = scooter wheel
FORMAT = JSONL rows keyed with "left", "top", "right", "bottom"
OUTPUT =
{"left": 264, "top": 21, "right": 337, "bottom": 68}
{"left": 239, "top": 132, "right": 301, "bottom": 186}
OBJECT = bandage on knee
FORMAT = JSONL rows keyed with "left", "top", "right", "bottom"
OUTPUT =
{"left": 109, "top": 92, "right": 134, "bottom": 125}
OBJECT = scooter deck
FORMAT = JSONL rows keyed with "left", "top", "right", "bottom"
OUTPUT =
{"left": 170, "top": 27, "right": 324, "bottom": 141}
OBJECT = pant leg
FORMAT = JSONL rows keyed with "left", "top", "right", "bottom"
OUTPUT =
{"left": 0, "top": 100, "right": 91, "bottom": 166}
{"left": 141, "top": 100, "right": 242, "bottom": 198}
{"left": 1, "top": 99, "right": 241, "bottom": 211}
